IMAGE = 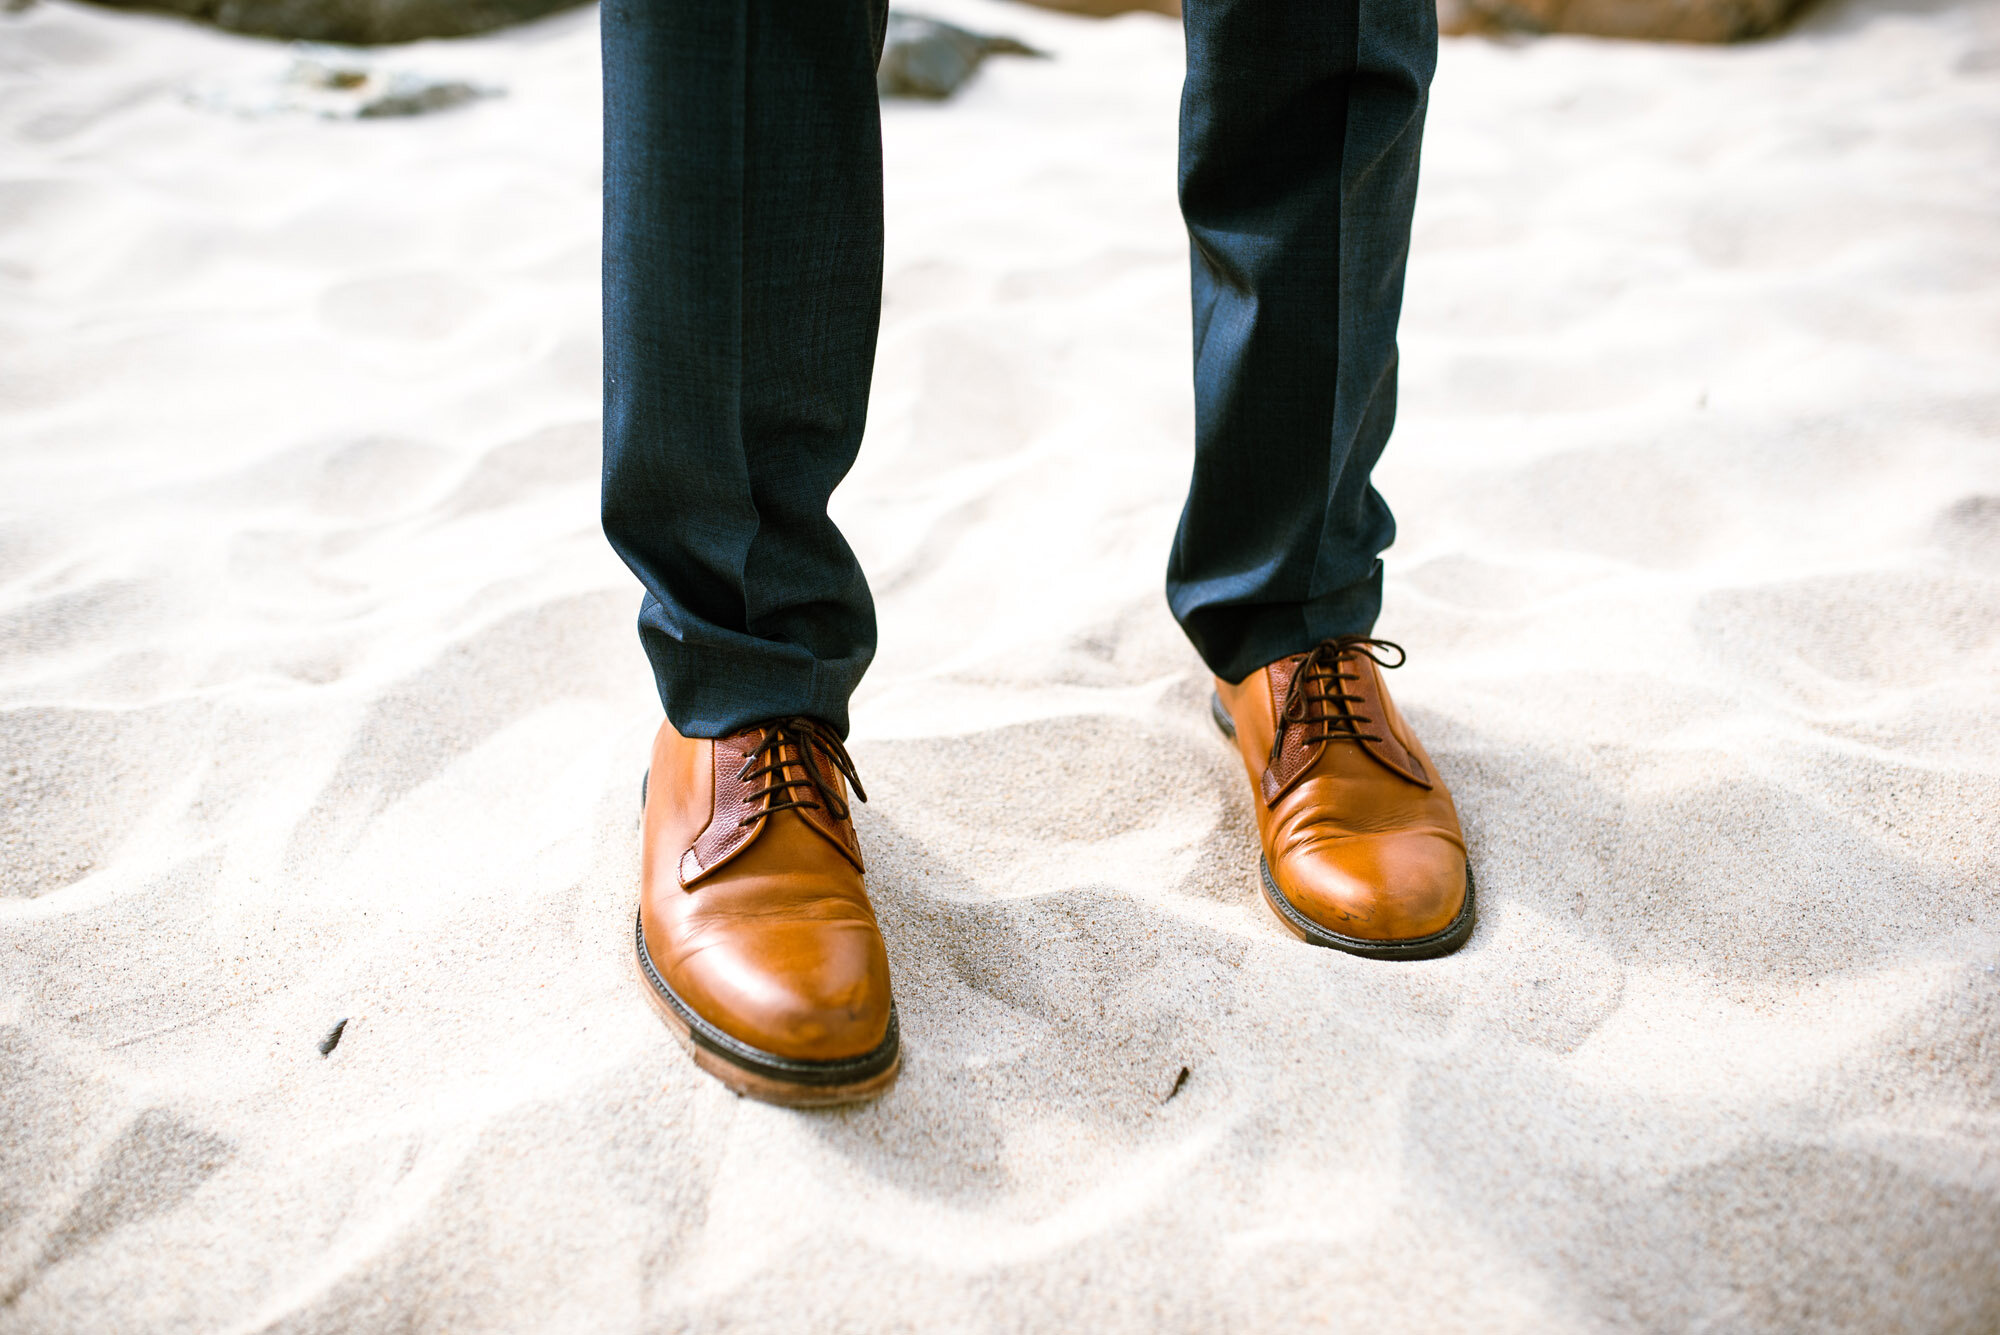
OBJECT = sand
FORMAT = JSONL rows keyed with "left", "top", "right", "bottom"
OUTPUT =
{"left": 2, "top": 0, "right": 1998, "bottom": 1328}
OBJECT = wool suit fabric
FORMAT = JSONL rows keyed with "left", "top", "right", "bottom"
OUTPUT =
{"left": 601, "top": 0, "right": 1435, "bottom": 738}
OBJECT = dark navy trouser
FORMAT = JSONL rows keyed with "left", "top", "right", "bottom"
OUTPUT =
{"left": 601, "top": 0, "right": 1435, "bottom": 738}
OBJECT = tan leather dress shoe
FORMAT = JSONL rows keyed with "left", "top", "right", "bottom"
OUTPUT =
{"left": 635, "top": 715, "right": 898, "bottom": 1106}
{"left": 1213, "top": 637, "right": 1474, "bottom": 959}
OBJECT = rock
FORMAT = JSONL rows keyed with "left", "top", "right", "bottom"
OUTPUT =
{"left": 1001, "top": 0, "right": 1799, "bottom": 43}
{"left": 77, "top": 0, "right": 585, "bottom": 44}
{"left": 183, "top": 46, "right": 499, "bottom": 118}
{"left": 1007, "top": 0, "right": 1179, "bottom": 13}
{"left": 1441, "top": 0, "right": 1803, "bottom": 40}
{"left": 878, "top": 12, "right": 1045, "bottom": 100}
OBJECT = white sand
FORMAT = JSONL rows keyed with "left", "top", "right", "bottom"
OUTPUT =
{"left": 3, "top": 0, "right": 1998, "bottom": 1327}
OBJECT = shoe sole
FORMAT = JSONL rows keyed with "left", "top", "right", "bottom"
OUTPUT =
{"left": 634, "top": 911, "right": 902, "bottom": 1107}
{"left": 1210, "top": 691, "right": 1476, "bottom": 960}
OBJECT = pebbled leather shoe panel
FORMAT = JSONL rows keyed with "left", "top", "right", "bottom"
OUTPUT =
{"left": 683, "top": 731, "right": 756, "bottom": 884}
{"left": 644, "top": 718, "right": 714, "bottom": 888}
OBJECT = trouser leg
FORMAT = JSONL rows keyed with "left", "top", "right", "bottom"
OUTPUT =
{"left": 1168, "top": 0, "right": 1436, "bottom": 683}
{"left": 601, "top": 0, "right": 889, "bottom": 739}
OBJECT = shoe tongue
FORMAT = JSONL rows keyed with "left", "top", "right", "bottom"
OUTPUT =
{"left": 682, "top": 730, "right": 866, "bottom": 885}
{"left": 1260, "top": 652, "right": 1433, "bottom": 804}
{"left": 1266, "top": 652, "right": 1330, "bottom": 727}
{"left": 772, "top": 736, "right": 866, "bottom": 874}
{"left": 1299, "top": 655, "right": 1341, "bottom": 718}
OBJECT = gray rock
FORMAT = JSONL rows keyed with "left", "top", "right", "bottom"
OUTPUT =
{"left": 1005, "top": 0, "right": 1179, "bottom": 13}
{"left": 878, "top": 12, "right": 1044, "bottom": 100}
{"left": 1439, "top": 0, "right": 1805, "bottom": 40}
{"left": 1005, "top": 0, "right": 1801, "bottom": 44}
{"left": 78, "top": 0, "right": 586, "bottom": 44}
{"left": 183, "top": 46, "right": 500, "bottom": 118}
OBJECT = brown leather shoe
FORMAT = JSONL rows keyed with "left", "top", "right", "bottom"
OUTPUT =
{"left": 635, "top": 715, "right": 898, "bottom": 1106}
{"left": 1213, "top": 637, "right": 1474, "bottom": 959}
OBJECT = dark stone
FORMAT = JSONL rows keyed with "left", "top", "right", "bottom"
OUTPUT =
{"left": 77, "top": 0, "right": 587, "bottom": 44}
{"left": 1439, "top": 0, "right": 1806, "bottom": 40}
{"left": 878, "top": 12, "right": 1044, "bottom": 100}
{"left": 183, "top": 48, "right": 501, "bottom": 118}
{"left": 1006, "top": 0, "right": 1179, "bottom": 13}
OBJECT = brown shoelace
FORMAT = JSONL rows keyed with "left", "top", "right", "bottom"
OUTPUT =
{"left": 1270, "top": 636, "right": 1407, "bottom": 765}
{"left": 737, "top": 716, "right": 868, "bottom": 827}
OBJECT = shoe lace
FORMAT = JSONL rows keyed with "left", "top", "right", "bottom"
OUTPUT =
{"left": 1270, "top": 636, "right": 1407, "bottom": 766}
{"left": 737, "top": 717, "right": 868, "bottom": 828}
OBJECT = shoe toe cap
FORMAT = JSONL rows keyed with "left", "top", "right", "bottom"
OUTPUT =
{"left": 674, "top": 920, "right": 893, "bottom": 1062}
{"left": 1273, "top": 830, "right": 1468, "bottom": 943}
